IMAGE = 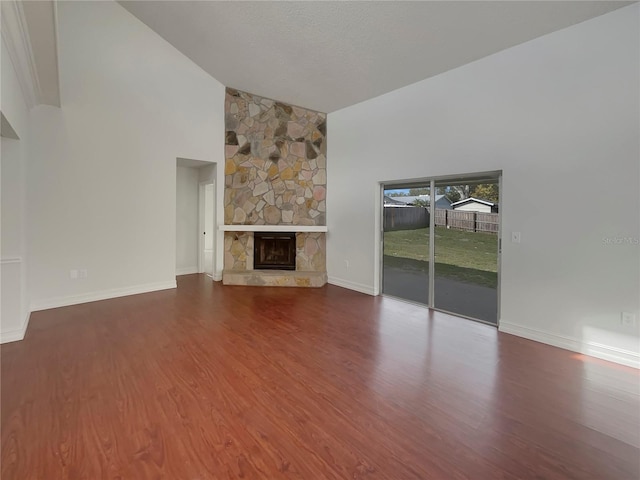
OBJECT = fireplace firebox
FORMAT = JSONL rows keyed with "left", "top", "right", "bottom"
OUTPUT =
{"left": 253, "top": 232, "right": 296, "bottom": 270}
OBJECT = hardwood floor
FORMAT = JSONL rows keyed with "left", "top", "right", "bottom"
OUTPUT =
{"left": 1, "top": 274, "right": 638, "bottom": 479}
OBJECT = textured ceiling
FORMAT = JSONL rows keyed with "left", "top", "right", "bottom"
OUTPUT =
{"left": 119, "top": 1, "right": 632, "bottom": 113}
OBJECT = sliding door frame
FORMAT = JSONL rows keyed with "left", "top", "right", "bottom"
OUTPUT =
{"left": 380, "top": 170, "right": 502, "bottom": 326}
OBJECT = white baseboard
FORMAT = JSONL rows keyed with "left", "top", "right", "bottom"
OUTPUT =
{"left": 176, "top": 266, "right": 199, "bottom": 276}
{"left": 499, "top": 321, "right": 639, "bottom": 369}
{"left": 0, "top": 311, "right": 31, "bottom": 344}
{"left": 30, "top": 280, "right": 177, "bottom": 312}
{"left": 328, "top": 276, "right": 377, "bottom": 296}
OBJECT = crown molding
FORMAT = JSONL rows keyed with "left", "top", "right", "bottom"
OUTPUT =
{"left": 1, "top": 0, "right": 42, "bottom": 109}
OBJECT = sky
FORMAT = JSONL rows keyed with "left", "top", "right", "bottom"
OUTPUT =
{"left": 384, "top": 188, "right": 410, "bottom": 195}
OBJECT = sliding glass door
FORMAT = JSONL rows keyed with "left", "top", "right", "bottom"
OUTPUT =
{"left": 433, "top": 179, "right": 499, "bottom": 324}
{"left": 382, "top": 172, "right": 501, "bottom": 325}
{"left": 382, "top": 185, "right": 431, "bottom": 305}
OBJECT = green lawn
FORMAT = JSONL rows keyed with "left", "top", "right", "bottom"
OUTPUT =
{"left": 384, "top": 227, "right": 498, "bottom": 288}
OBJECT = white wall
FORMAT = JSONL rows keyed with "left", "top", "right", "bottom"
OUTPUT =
{"left": 327, "top": 5, "right": 639, "bottom": 367}
{"left": 176, "top": 166, "right": 200, "bottom": 274}
{"left": 28, "top": 1, "right": 225, "bottom": 309}
{"left": 1, "top": 36, "right": 31, "bottom": 342}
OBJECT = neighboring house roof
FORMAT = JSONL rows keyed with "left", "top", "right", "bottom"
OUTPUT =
{"left": 383, "top": 195, "right": 408, "bottom": 206}
{"left": 433, "top": 195, "right": 452, "bottom": 205}
{"left": 450, "top": 197, "right": 497, "bottom": 207}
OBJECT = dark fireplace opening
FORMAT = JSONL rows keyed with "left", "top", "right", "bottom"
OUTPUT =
{"left": 254, "top": 232, "right": 296, "bottom": 270}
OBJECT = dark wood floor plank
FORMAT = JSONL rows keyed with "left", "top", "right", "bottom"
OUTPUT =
{"left": 2, "top": 274, "right": 638, "bottom": 479}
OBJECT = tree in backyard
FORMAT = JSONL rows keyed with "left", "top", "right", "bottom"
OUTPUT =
{"left": 444, "top": 189, "right": 461, "bottom": 203}
{"left": 470, "top": 184, "right": 499, "bottom": 203}
{"left": 444, "top": 185, "right": 470, "bottom": 203}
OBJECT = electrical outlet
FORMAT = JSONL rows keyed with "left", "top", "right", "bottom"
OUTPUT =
{"left": 511, "top": 232, "right": 521, "bottom": 244}
{"left": 621, "top": 312, "right": 637, "bottom": 327}
{"left": 70, "top": 269, "right": 78, "bottom": 279}
{"left": 79, "top": 269, "right": 88, "bottom": 279}
{"left": 344, "top": 260, "right": 350, "bottom": 268}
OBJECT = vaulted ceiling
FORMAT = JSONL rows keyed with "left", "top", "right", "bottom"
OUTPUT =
{"left": 1, "top": 0, "right": 60, "bottom": 107}
{"left": 5, "top": 1, "right": 634, "bottom": 112}
{"left": 119, "top": 1, "right": 632, "bottom": 113}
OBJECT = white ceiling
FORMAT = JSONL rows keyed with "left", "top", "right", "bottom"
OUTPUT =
{"left": 118, "top": 1, "right": 632, "bottom": 113}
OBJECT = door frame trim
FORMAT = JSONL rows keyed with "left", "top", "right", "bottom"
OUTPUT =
{"left": 198, "top": 181, "right": 215, "bottom": 275}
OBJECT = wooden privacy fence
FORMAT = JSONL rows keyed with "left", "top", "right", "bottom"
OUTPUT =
{"left": 434, "top": 209, "right": 447, "bottom": 227}
{"left": 475, "top": 212, "right": 500, "bottom": 233}
{"left": 384, "top": 207, "right": 499, "bottom": 233}
{"left": 384, "top": 207, "right": 430, "bottom": 231}
{"left": 435, "top": 209, "right": 499, "bottom": 233}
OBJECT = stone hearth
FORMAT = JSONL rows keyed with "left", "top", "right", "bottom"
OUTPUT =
{"left": 223, "top": 269, "right": 327, "bottom": 288}
{"left": 222, "top": 88, "right": 327, "bottom": 287}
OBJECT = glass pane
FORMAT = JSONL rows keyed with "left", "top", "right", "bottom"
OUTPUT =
{"left": 433, "top": 182, "right": 499, "bottom": 323}
{"left": 382, "top": 186, "right": 430, "bottom": 305}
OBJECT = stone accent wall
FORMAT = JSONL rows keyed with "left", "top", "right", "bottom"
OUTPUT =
{"left": 224, "top": 88, "right": 327, "bottom": 226}
{"left": 224, "top": 232, "right": 253, "bottom": 271}
{"left": 223, "top": 88, "right": 327, "bottom": 287}
{"left": 295, "top": 232, "right": 326, "bottom": 272}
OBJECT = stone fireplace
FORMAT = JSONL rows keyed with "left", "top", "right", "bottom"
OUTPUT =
{"left": 221, "top": 88, "right": 327, "bottom": 287}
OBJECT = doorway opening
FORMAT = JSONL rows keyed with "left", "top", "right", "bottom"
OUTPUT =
{"left": 176, "top": 158, "right": 216, "bottom": 279}
{"left": 381, "top": 171, "right": 501, "bottom": 325}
